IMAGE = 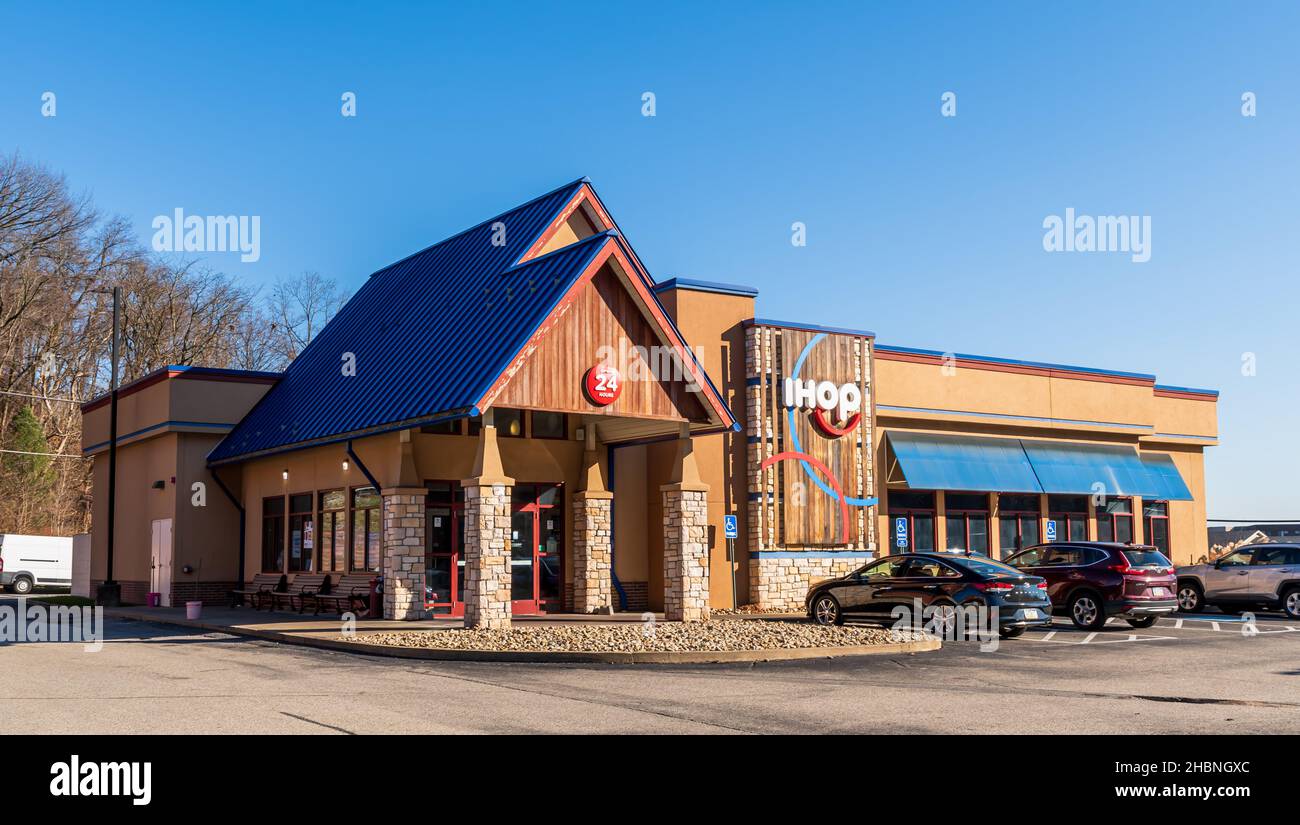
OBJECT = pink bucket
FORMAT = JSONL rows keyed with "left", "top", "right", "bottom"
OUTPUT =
{"left": 185, "top": 601, "right": 203, "bottom": 620}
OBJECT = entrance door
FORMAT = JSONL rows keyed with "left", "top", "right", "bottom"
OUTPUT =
{"left": 150, "top": 518, "right": 173, "bottom": 607}
{"left": 426, "top": 482, "right": 562, "bottom": 616}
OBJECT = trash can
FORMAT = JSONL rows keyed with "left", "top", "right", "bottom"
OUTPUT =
{"left": 146, "top": 592, "right": 161, "bottom": 607}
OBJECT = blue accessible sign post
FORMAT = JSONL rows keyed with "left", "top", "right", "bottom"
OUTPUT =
{"left": 1045, "top": 519, "right": 1058, "bottom": 542}
{"left": 895, "top": 516, "right": 908, "bottom": 550}
{"left": 724, "top": 514, "right": 739, "bottom": 609}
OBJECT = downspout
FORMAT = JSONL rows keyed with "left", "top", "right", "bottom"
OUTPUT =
{"left": 347, "top": 440, "right": 383, "bottom": 491}
{"left": 209, "top": 468, "right": 245, "bottom": 587}
{"left": 607, "top": 443, "right": 628, "bottom": 611}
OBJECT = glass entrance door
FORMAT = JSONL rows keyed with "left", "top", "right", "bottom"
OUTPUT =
{"left": 427, "top": 481, "right": 562, "bottom": 616}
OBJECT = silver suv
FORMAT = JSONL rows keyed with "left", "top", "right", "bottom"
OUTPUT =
{"left": 1176, "top": 543, "right": 1300, "bottom": 619}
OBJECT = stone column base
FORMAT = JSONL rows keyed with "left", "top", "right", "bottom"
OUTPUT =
{"left": 382, "top": 487, "right": 427, "bottom": 621}
{"left": 462, "top": 479, "right": 512, "bottom": 630}
{"left": 662, "top": 484, "right": 710, "bottom": 622}
{"left": 572, "top": 490, "right": 614, "bottom": 614}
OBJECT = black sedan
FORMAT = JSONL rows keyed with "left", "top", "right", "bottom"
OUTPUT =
{"left": 806, "top": 552, "right": 1053, "bottom": 638}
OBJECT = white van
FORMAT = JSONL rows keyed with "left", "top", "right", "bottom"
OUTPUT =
{"left": 0, "top": 534, "right": 74, "bottom": 594}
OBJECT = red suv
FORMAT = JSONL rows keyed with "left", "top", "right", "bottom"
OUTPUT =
{"left": 1005, "top": 542, "right": 1178, "bottom": 630}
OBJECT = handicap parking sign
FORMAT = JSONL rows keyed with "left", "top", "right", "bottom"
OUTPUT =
{"left": 724, "top": 514, "right": 738, "bottom": 539}
{"left": 894, "top": 516, "right": 908, "bottom": 548}
{"left": 1045, "top": 519, "right": 1058, "bottom": 542}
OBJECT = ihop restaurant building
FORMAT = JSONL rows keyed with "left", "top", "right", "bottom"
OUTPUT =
{"left": 81, "top": 179, "right": 1219, "bottom": 624}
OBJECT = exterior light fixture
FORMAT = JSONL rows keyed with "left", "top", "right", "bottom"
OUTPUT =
{"left": 508, "top": 418, "right": 522, "bottom": 436}
{"left": 282, "top": 469, "right": 289, "bottom": 480}
{"left": 342, "top": 459, "right": 349, "bottom": 471}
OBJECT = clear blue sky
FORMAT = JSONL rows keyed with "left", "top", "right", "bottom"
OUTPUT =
{"left": 3, "top": 1, "right": 1297, "bottom": 520}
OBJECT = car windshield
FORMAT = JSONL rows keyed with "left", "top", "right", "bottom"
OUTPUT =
{"left": 950, "top": 556, "right": 1023, "bottom": 577}
{"left": 1122, "top": 548, "right": 1171, "bottom": 568}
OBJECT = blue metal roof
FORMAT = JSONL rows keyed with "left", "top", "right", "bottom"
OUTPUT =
{"left": 209, "top": 180, "right": 605, "bottom": 464}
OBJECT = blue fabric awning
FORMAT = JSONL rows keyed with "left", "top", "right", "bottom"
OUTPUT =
{"left": 1019, "top": 439, "right": 1152, "bottom": 497}
{"left": 887, "top": 431, "right": 1194, "bottom": 501}
{"left": 886, "top": 432, "right": 1043, "bottom": 493}
{"left": 1138, "top": 453, "right": 1194, "bottom": 501}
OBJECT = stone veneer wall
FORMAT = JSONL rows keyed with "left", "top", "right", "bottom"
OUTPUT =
{"left": 462, "top": 482, "right": 512, "bottom": 629}
{"left": 748, "top": 554, "right": 874, "bottom": 611}
{"left": 382, "top": 489, "right": 426, "bottom": 621}
{"left": 571, "top": 492, "right": 613, "bottom": 614}
{"left": 743, "top": 323, "right": 878, "bottom": 609}
{"left": 663, "top": 487, "right": 710, "bottom": 622}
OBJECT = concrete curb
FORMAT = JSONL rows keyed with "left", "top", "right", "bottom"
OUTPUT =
{"left": 109, "top": 608, "right": 941, "bottom": 664}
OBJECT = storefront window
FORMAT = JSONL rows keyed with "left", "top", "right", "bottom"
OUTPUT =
{"left": 998, "top": 493, "right": 1041, "bottom": 557}
{"left": 1143, "top": 501, "right": 1170, "bottom": 555}
{"left": 420, "top": 419, "right": 461, "bottom": 435}
{"left": 945, "top": 492, "right": 989, "bottom": 554}
{"left": 1047, "top": 494, "right": 1089, "bottom": 542}
{"left": 288, "top": 493, "right": 314, "bottom": 572}
{"left": 1097, "top": 497, "right": 1134, "bottom": 543}
{"left": 351, "top": 487, "right": 382, "bottom": 572}
{"left": 319, "top": 490, "right": 347, "bottom": 572}
{"left": 531, "top": 411, "right": 567, "bottom": 439}
{"left": 262, "top": 496, "right": 285, "bottom": 573}
{"left": 496, "top": 408, "right": 524, "bottom": 437}
{"left": 888, "top": 490, "right": 935, "bottom": 553}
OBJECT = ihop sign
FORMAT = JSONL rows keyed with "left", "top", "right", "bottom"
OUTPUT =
{"left": 783, "top": 377, "right": 862, "bottom": 437}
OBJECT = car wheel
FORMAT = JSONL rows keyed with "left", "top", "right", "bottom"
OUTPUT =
{"left": 1176, "top": 582, "right": 1204, "bottom": 613}
{"left": 11, "top": 576, "right": 33, "bottom": 596}
{"left": 1126, "top": 616, "right": 1158, "bottom": 629}
{"left": 810, "top": 594, "right": 843, "bottom": 626}
{"left": 1282, "top": 587, "right": 1300, "bottom": 620}
{"left": 929, "top": 601, "right": 959, "bottom": 639}
{"left": 999, "top": 626, "right": 1026, "bottom": 639}
{"left": 1069, "top": 592, "right": 1106, "bottom": 630}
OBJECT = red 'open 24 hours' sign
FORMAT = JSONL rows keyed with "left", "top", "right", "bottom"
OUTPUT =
{"left": 583, "top": 364, "right": 622, "bottom": 406}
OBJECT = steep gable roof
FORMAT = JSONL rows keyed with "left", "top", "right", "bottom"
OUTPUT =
{"left": 209, "top": 180, "right": 733, "bottom": 465}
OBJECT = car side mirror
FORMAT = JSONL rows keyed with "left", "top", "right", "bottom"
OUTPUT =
{"left": 1213, "top": 559, "right": 1223, "bottom": 569}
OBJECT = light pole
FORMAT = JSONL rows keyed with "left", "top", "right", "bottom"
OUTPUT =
{"left": 95, "top": 286, "right": 122, "bottom": 607}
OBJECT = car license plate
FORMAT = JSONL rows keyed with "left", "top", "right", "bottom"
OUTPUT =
{"left": 1151, "top": 587, "right": 1171, "bottom": 597}
{"left": 1020, "top": 609, "right": 1040, "bottom": 619}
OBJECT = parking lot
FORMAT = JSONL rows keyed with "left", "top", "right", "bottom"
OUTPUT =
{"left": 1, "top": 596, "right": 1297, "bottom": 735}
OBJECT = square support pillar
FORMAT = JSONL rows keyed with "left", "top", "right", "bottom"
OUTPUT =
{"left": 382, "top": 487, "right": 427, "bottom": 621}
{"left": 662, "top": 484, "right": 711, "bottom": 622}
{"left": 462, "top": 480, "right": 513, "bottom": 629}
{"left": 572, "top": 490, "right": 614, "bottom": 614}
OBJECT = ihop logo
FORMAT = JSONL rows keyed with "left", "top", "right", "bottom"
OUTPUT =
{"left": 783, "top": 378, "right": 862, "bottom": 437}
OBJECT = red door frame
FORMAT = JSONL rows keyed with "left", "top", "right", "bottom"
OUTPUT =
{"left": 425, "top": 484, "right": 563, "bottom": 617}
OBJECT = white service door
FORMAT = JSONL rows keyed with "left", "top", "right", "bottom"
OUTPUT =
{"left": 150, "top": 518, "right": 173, "bottom": 607}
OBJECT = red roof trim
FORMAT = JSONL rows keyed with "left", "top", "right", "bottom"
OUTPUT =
{"left": 515, "top": 184, "right": 614, "bottom": 266}
{"left": 478, "top": 238, "right": 734, "bottom": 428}
{"left": 1153, "top": 388, "right": 1218, "bottom": 402}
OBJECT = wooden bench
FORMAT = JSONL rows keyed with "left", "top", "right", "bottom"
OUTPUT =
{"left": 269, "top": 573, "right": 329, "bottom": 613}
{"left": 310, "top": 574, "right": 374, "bottom": 616}
{"left": 229, "top": 573, "right": 286, "bottom": 609}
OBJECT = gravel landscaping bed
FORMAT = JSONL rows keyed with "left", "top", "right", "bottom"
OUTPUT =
{"left": 713, "top": 604, "right": 803, "bottom": 615}
{"left": 346, "top": 620, "right": 930, "bottom": 653}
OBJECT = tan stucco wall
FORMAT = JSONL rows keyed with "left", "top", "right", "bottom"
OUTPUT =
{"left": 873, "top": 354, "right": 1218, "bottom": 566}
{"left": 655, "top": 287, "right": 755, "bottom": 608}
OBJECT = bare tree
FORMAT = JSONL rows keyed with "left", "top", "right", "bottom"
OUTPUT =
{"left": 267, "top": 271, "right": 348, "bottom": 361}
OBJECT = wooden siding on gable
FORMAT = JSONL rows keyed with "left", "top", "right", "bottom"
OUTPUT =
{"left": 491, "top": 265, "right": 711, "bottom": 422}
